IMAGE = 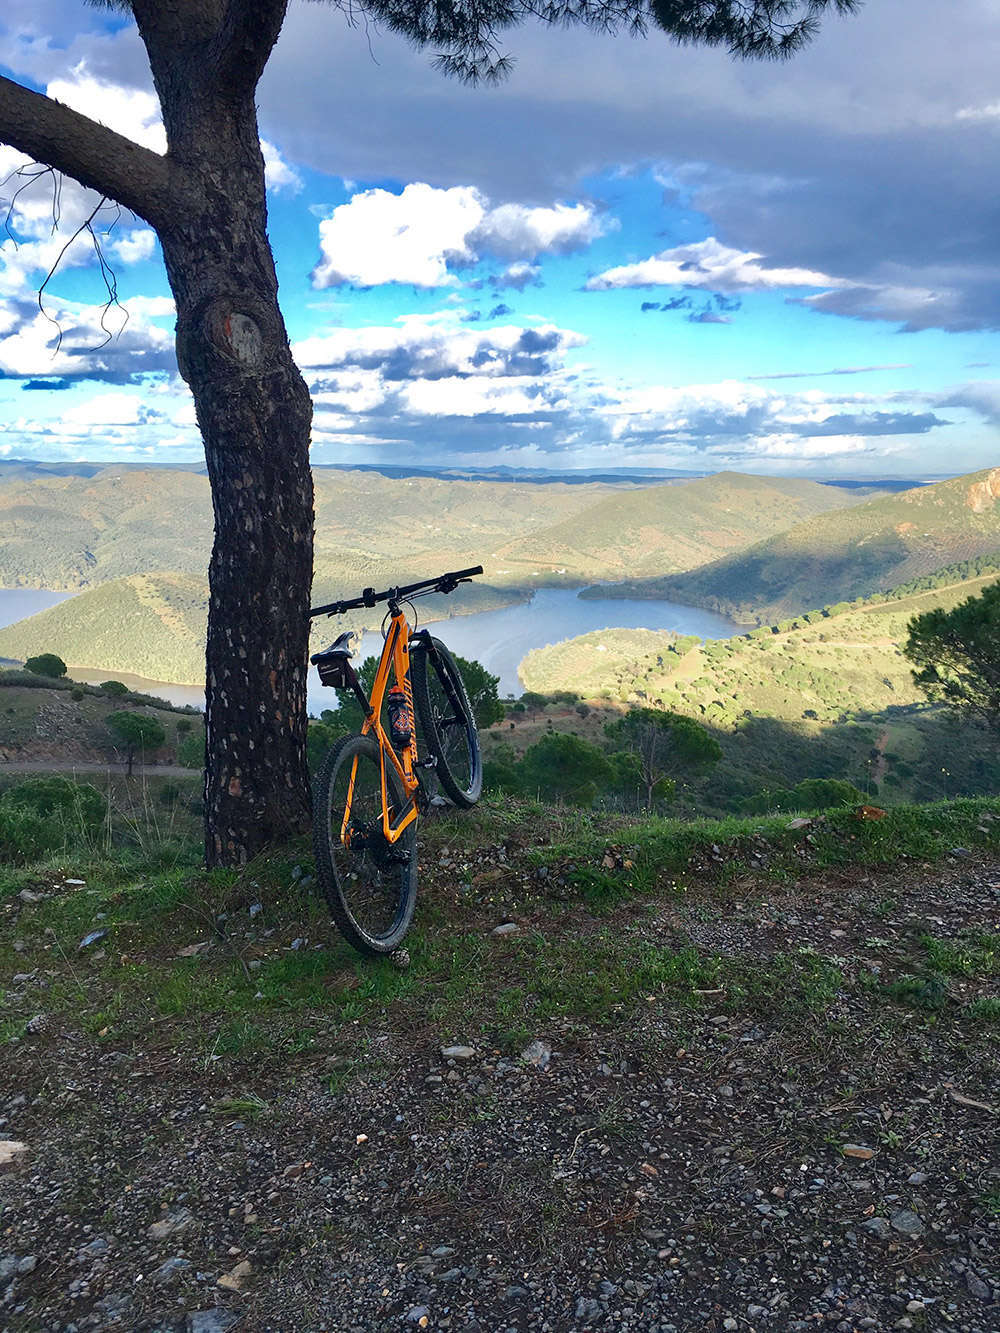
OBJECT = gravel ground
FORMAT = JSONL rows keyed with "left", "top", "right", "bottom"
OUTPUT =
{"left": 2, "top": 853, "right": 999, "bottom": 1333}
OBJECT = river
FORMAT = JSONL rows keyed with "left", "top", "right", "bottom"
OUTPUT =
{"left": 0, "top": 585, "right": 746, "bottom": 713}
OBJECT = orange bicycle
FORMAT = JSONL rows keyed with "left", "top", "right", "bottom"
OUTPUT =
{"left": 308, "top": 566, "right": 483, "bottom": 954}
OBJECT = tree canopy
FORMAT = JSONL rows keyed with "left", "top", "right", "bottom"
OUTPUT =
{"left": 904, "top": 581, "right": 1000, "bottom": 731}
{"left": 24, "top": 654, "right": 68, "bottom": 679}
{"left": 605, "top": 706, "right": 721, "bottom": 807}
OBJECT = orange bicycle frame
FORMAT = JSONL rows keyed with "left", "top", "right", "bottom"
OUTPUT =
{"left": 342, "top": 608, "right": 419, "bottom": 847}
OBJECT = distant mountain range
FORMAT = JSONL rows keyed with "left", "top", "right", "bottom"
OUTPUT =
{"left": 593, "top": 468, "right": 1000, "bottom": 623}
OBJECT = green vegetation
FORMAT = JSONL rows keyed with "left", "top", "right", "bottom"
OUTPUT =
{"left": 23, "top": 652, "right": 67, "bottom": 678}
{"left": 596, "top": 468, "right": 1000, "bottom": 623}
{"left": 604, "top": 707, "right": 721, "bottom": 808}
{"left": 0, "top": 788, "right": 997, "bottom": 1064}
{"left": 905, "top": 580, "right": 1000, "bottom": 730}
{"left": 106, "top": 711, "right": 167, "bottom": 776}
{"left": 520, "top": 565, "right": 1000, "bottom": 812}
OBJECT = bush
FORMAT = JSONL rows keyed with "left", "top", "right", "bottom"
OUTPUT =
{"left": 71, "top": 688, "right": 85, "bottom": 702}
{"left": 177, "top": 730, "right": 206, "bottom": 769}
{"left": 0, "top": 804, "right": 65, "bottom": 862}
{"left": 0, "top": 775, "right": 107, "bottom": 837}
{"left": 99, "top": 680, "right": 129, "bottom": 697}
{"left": 24, "top": 653, "right": 67, "bottom": 679}
{"left": 176, "top": 718, "right": 193, "bottom": 734}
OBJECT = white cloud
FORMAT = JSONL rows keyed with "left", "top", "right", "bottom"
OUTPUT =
{"left": 586, "top": 237, "right": 844, "bottom": 293}
{"left": 312, "top": 184, "right": 484, "bottom": 288}
{"left": 469, "top": 202, "right": 612, "bottom": 260}
{"left": 0, "top": 295, "right": 175, "bottom": 381}
{"left": 311, "top": 183, "right": 610, "bottom": 289}
{"left": 46, "top": 67, "right": 166, "bottom": 153}
{"left": 107, "top": 228, "right": 156, "bottom": 265}
{"left": 261, "top": 139, "right": 303, "bottom": 194}
{"left": 956, "top": 102, "right": 1000, "bottom": 122}
{"left": 490, "top": 262, "right": 543, "bottom": 290}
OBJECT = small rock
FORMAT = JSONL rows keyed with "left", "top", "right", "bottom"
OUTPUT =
{"left": 0, "top": 1140, "right": 27, "bottom": 1169}
{"left": 891, "top": 1209, "right": 925, "bottom": 1237}
{"left": 77, "top": 929, "right": 108, "bottom": 951}
{"left": 16, "top": 1255, "right": 36, "bottom": 1274}
{"left": 18, "top": 889, "right": 42, "bottom": 904}
{"left": 187, "top": 1313, "right": 240, "bottom": 1333}
{"left": 153, "top": 1257, "right": 191, "bottom": 1287}
{"left": 148, "top": 1208, "right": 194, "bottom": 1240}
{"left": 843, "top": 1145, "right": 875, "bottom": 1160}
{"left": 406, "top": 1307, "right": 430, "bottom": 1324}
{"left": 575, "top": 1296, "right": 602, "bottom": 1321}
{"left": 907, "top": 1171, "right": 929, "bottom": 1185}
{"left": 492, "top": 922, "right": 519, "bottom": 936}
{"left": 81, "top": 1236, "right": 110, "bottom": 1258}
{"left": 290, "top": 937, "right": 306, "bottom": 950}
{"left": 25, "top": 1014, "right": 46, "bottom": 1035}
{"left": 217, "top": 1258, "right": 252, "bottom": 1292}
{"left": 788, "top": 818, "right": 812, "bottom": 829}
{"left": 520, "top": 1039, "right": 551, "bottom": 1070}
{"left": 966, "top": 1270, "right": 992, "bottom": 1301}
{"left": 905, "top": 1301, "right": 924, "bottom": 1314}
{"left": 0, "top": 1256, "right": 18, "bottom": 1286}
{"left": 64, "top": 879, "right": 86, "bottom": 886}
{"left": 248, "top": 903, "right": 262, "bottom": 917}
{"left": 441, "top": 1045, "right": 476, "bottom": 1060}
{"left": 862, "top": 1216, "right": 891, "bottom": 1239}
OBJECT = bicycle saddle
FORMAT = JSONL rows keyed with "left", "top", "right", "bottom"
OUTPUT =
{"left": 311, "top": 630, "right": 359, "bottom": 665}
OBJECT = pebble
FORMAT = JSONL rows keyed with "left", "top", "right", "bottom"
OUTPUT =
{"left": 16, "top": 1255, "right": 36, "bottom": 1274}
{"left": 148, "top": 1208, "right": 195, "bottom": 1239}
{"left": 862, "top": 1216, "right": 891, "bottom": 1239}
{"left": 77, "top": 929, "right": 108, "bottom": 950}
{"left": 153, "top": 1256, "right": 191, "bottom": 1286}
{"left": 0, "top": 1141, "right": 27, "bottom": 1169}
{"left": 440, "top": 1045, "right": 476, "bottom": 1060}
{"left": 966, "top": 1270, "right": 991, "bottom": 1301}
{"left": 843, "top": 1144, "right": 875, "bottom": 1160}
{"left": 907, "top": 1171, "right": 929, "bottom": 1185}
{"left": 406, "top": 1306, "right": 430, "bottom": 1323}
{"left": 492, "top": 922, "right": 519, "bottom": 935}
{"left": 187, "top": 1313, "right": 240, "bottom": 1333}
{"left": 890, "top": 1209, "right": 925, "bottom": 1236}
{"left": 520, "top": 1039, "right": 552, "bottom": 1069}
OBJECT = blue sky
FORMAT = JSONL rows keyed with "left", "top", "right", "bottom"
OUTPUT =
{"left": 1, "top": 0, "right": 999, "bottom": 477}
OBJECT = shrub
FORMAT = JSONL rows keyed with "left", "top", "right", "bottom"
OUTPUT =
{"left": 176, "top": 718, "right": 193, "bottom": 734}
{"left": 99, "top": 680, "right": 129, "bottom": 697}
{"left": 0, "top": 804, "right": 65, "bottom": 862}
{"left": 71, "top": 688, "right": 85, "bottom": 702}
{"left": 24, "top": 653, "right": 67, "bottom": 679}
{"left": 0, "top": 778, "right": 107, "bottom": 826}
{"left": 177, "top": 730, "right": 206, "bottom": 769}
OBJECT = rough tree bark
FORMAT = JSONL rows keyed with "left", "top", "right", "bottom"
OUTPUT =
{"left": 0, "top": 0, "right": 314, "bottom": 865}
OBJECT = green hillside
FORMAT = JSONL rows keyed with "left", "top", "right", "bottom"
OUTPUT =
{"left": 594, "top": 468, "right": 1000, "bottom": 622}
{"left": 0, "top": 466, "right": 616, "bottom": 593}
{"left": 488, "top": 471, "right": 869, "bottom": 581}
{"left": 0, "top": 466, "right": 872, "bottom": 599}
{"left": 0, "top": 571, "right": 526, "bottom": 686}
{"left": 0, "top": 572, "right": 210, "bottom": 682}
{"left": 520, "top": 567, "right": 1000, "bottom": 809}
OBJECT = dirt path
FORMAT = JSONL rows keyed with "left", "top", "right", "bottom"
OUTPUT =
{"left": 0, "top": 759, "right": 195, "bottom": 777}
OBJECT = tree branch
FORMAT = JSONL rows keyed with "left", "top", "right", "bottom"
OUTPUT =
{"left": 0, "top": 75, "right": 181, "bottom": 231}
{"left": 212, "top": 0, "right": 291, "bottom": 97}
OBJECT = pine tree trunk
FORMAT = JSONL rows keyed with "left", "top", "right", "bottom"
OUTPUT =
{"left": 157, "top": 102, "right": 314, "bottom": 867}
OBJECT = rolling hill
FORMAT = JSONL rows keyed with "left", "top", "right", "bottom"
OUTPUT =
{"left": 487, "top": 471, "right": 872, "bottom": 581}
{"left": 520, "top": 563, "right": 1000, "bottom": 809}
{"left": 0, "top": 466, "right": 872, "bottom": 599}
{"left": 594, "top": 468, "right": 1000, "bottom": 623}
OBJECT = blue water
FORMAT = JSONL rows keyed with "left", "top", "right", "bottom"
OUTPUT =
{"left": 0, "top": 586, "right": 746, "bottom": 712}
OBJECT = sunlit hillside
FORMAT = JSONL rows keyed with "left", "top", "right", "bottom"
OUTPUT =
{"left": 595, "top": 468, "right": 1000, "bottom": 622}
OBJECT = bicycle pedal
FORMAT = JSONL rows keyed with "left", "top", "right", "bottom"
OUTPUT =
{"left": 414, "top": 755, "right": 437, "bottom": 769}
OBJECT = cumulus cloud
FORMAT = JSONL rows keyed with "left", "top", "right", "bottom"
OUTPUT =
{"left": 261, "top": 139, "right": 303, "bottom": 194}
{"left": 311, "top": 184, "right": 607, "bottom": 289}
{"left": 586, "top": 237, "right": 844, "bottom": 294}
{"left": 490, "top": 262, "right": 543, "bottom": 291}
{"left": 0, "top": 295, "right": 176, "bottom": 383}
{"left": 46, "top": 66, "right": 166, "bottom": 153}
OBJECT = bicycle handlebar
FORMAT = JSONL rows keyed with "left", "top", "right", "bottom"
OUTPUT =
{"left": 309, "top": 565, "right": 483, "bottom": 618}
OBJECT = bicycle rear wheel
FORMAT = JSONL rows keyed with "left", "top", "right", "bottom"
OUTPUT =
{"left": 312, "top": 733, "right": 417, "bottom": 955}
{"left": 411, "top": 637, "right": 482, "bottom": 808}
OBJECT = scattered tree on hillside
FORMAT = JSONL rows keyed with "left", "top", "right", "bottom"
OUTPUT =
{"left": 904, "top": 581, "right": 1000, "bottom": 731}
{"left": 605, "top": 707, "right": 722, "bottom": 808}
{"left": 106, "top": 710, "right": 167, "bottom": 777}
{"left": 99, "top": 680, "right": 130, "bottom": 697}
{"left": 24, "top": 654, "right": 67, "bottom": 679}
{"left": 518, "top": 733, "right": 612, "bottom": 808}
{"left": 0, "top": 0, "right": 858, "bottom": 865}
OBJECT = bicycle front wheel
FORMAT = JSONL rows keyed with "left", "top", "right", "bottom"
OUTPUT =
{"left": 411, "top": 637, "right": 482, "bottom": 808}
{"left": 312, "top": 733, "right": 417, "bottom": 955}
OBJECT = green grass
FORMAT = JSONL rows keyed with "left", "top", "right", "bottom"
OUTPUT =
{"left": 2, "top": 792, "right": 999, "bottom": 1068}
